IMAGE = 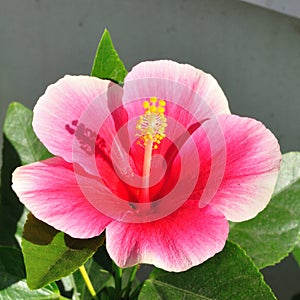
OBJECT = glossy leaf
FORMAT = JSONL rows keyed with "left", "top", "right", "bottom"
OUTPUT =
{"left": 138, "top": 281, "right": 207, "bottom": 300}
{"left": 0, "top": 280, "right": 62, "bottom": 300}
{"left": 91, "top": 29, "right": 127, "bottom": 84}
{"left": 0, "top": 246, "right": 25, "bottom": 289}
{"left": 0, "top": 102, "right": 52, "bottom": 247}
{"left": 229, "top": 152, "right": 300, "bottom": 268}
{"left": 3, "top": 102, "right": 52, "bottom": 165}
{"left": 0, "top": 281, "right": 63, "bottom": 300}
{"left": 0, "top": 136, "right": 23, "bottom": 248}
{"left": 14, "top": 208, "right": 28, "bottom": 246}
{"left": 0, "top": 246, "right": 62, "bottom": 300}
{"left": 22, "top": 213, "right": 105, "bottom": 289}
{"left": 293, "top": 240, "right": 300, "bottom": 267}
{"left": 138, "top": 242, "right": 275, "bottom": 300}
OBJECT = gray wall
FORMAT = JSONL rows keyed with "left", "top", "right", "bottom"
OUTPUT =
{"left": 1, "top": 0, "right": 300, "bottom": 299}
{"left": 1, "top": 0, "right": 300, "bottom": 154}
{"left": 241, "top": 0, "right": 300, "bottom": 19}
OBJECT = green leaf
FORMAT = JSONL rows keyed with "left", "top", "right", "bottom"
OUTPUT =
{"left": 229, "top": 152, "right": 300, "bottom": 268}
{"left": 14, "top": 208, "right": 29, "bottom": 246}
{"left": 91, "top": 29, "right": 127, "bottom": 84}
{"left": 0, "top": 135, "right": 23, "bottom": 248}
{"left": 3, "top": 102, "right": 52, "bottom": 165}
{"left": 139, "top": 281, "right": 208, "bottom": 300}
{"left": 22, "top": 213, "right": 105, "bottom": 289}
{"left": 138, "top": 242, "right": 275, "bottom": 300}
{"left": 0, "top": 281, "right": 63, "bottom": 300}
{"left": 293, "top": 240, "right": 300, "bottom": 267}
{"left": 0, "top": 102, "right": 52, "bottom": 247}
{"left": 0, "top": 246, "right": 62, "bottom": 300}
{"left": 0, "top": 246, "right": 26, "bottom": 289}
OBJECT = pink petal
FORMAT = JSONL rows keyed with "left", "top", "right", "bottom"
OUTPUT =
{"left": 32, "top": 75, "right": 111, "bottom": 164}
{"left": 192, "top": 115, "right": 281, "bottom": 222}
{"left": 12, "top": 157, "right": 112, "bottom": 238}
{"left": 124, "top": 60, "right": 230, "bottom": 117}
{"left": 106, "top": 202, "right": 228, "bottom": 272}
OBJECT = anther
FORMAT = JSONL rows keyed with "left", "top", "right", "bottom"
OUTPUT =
{"left": 136, "top": 97, "right": 167, "bottom": 150}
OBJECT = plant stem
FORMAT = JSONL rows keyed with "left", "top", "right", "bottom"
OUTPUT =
{"left": 112, "top": 261, "right": 123, "bottom": 293}
{"left": 124, "top": 265, "right": 139, "bottom": 299}
{"left": 79, "top": 265, "right": 97, "bottom": 298}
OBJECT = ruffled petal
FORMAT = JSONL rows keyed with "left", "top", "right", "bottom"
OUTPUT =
{"left": 12, "top": 157, "right": 112, "bottom": 238}
{"left": 106, "top": 202, "right": 228, "bottom": 272}
{"left": 190, "top": 115, "right": 281, "bottom": 222}
{"left": 124, "top": 60, "right": 230, "bottom": 118}
{"left": 32, "top": 75, "right": 111, "bottom": 164}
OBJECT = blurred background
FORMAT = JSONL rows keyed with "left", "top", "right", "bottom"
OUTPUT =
{"left": 0, "top": 0, "right": 299, "bottom": 299}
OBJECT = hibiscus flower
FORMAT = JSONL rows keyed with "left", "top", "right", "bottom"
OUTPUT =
{"left": 12, "top": 60, "right": 281, "bottom": 272}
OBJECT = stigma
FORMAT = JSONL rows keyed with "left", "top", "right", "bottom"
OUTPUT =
{"left": 136, "top": 97, "right": 167, "bottom": 149}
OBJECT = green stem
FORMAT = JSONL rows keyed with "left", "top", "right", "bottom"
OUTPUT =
{"left": 112, "top": 261, "right": 123, "bottom": 294}
{"left": 124, "top": 265, "right": 139, "bottom": 299}
{"left": 79, "top": 265, "right": 97, "bottom": 299}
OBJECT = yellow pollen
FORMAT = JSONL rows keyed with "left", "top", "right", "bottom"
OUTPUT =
{"left": 150, "top": 97, "right": 157, "bottom": 103}
{"left": 157, "top": 106, "right": 165, "bottom": 114}
{"left": 149, "top": 105, "right": 157, "bottom": 113}
{"left": 136, "top": 97, "right": 167, "bottom": 149}
{"left": 159, "top": 100, "right": 166, "bottom": 106}
{"left": 143, "top": 101, "right": 150, "bottom": 109}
